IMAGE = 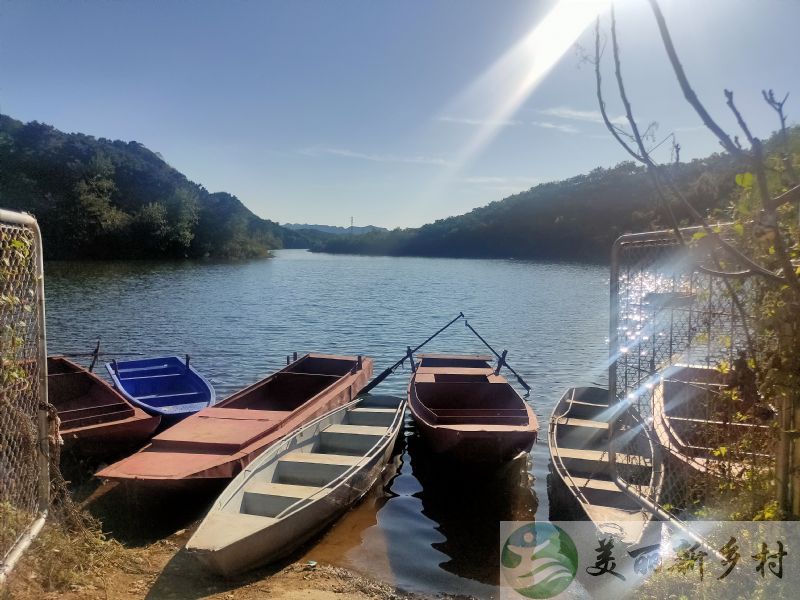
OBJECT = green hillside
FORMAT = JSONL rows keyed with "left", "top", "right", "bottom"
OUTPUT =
{"left": 312, "top": 137, "right": 797, "bottom": 260}
{"left": 0, "top": 114, "right": 323, "bottom": 259}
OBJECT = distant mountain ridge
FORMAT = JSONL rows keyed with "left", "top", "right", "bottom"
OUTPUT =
{"left": 283, "top": 223, "right": 387, "bottom": 236}
{"left": 313, "top": 129, "right": 800, "bottom": 261}
{"left": 0, "top": 114, "right": 325, "bottom": 259}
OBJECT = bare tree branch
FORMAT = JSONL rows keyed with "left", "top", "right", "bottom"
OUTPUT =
{"left": 725, "top": 89, "right": 756, "bottom": 145}
{"left": 611, "top": 5, "right": 651, "bottom": 166}
{"left": 598, "top": 7, "right": 787, "bottom": 283}
{"left": 594, "top": 18, "right": 643, "bottom": 163}
{"left": 647, "top": 0, "right": 800, "bottom": 294}
{"left": 763, "top": 89, "right": 798, "bottom": 184}
{"left": 594, "top": 12, "right": 685, "bottom": 245}
{"left": 646, "top": 0, "right": 743, "bottom": 158}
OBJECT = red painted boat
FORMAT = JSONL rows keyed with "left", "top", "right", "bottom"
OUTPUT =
{"left": 97, "top": 353, "right": 372, "bottom": 490}
{"left": 408, "top": 354, "right": 538, "bottom": 463}
{"left": 48, "top": 356, "right": 161, "bottom": 456}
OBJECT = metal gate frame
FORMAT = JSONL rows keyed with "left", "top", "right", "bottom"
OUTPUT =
{"left": 605, "top": 223, "right": 778, "bottom": 525}
{"left": 0, "top": 209, "right": 49, "bottom": 585}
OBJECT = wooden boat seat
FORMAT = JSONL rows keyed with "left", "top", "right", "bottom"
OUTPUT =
{"left": 416, "top": 353, "right": 494, "bottom": 361}
{"left": 556, "top": 447, "right": 650, "bottom": 464}
{"left": 415, "top": 367, "right": 494, "bottom": 376}
{"left": 119, "top": 373, "right": 183, "bottom": 381}
{"left": 426, "top": 407, "right": 530, "bottom": 425}
{"left": 153, "top": 409, "right": 288, "bottom": 451}
{"left": 556, "top": 447, "right": 652, "bottom": 479}
{"left": 356, "top": 395, "right": 403, "bottom": 409}
{"left": 275, "top": 452, "right": 360, "bottom": 487}
{"left": 136, "top": 390, "right": 203, "bottom": 401}
{"left": 413, "top": 372, "right": 505, "bottom": 384}
{"left": 278, "top": 452, "right": 361, "bottom": 466}
{"left": 668, "top": 415, "right": 768, "bottom": 429}
{"left": 244, "top": 482, "right": 322, "bottom": 498}
{"left": 319, "top": 424, "right": 388, "bottom": 454}
{"left": 415, "top": 355, "right": 493, "bottom": 370}
{"left": 347, "top": 407, "right": 396, "bottom": 426}
{"left": 59, "top": 401, "right": 134, "bottom": 430}
{"left": 554, "top": 417, "right": 609, "bottom": 429}
{"left": 138, "top": 391, "right": 205, "bottom": 408}
{"left": 323, "top": 424, "right": 388, "bottom": 435}
{"left": 241, "top": 481, "right": 329, "bottom": 517}
{"left": 559, "top": 400, "right": 610, "bottom": 420}
{"left": 572, "top": 476, "right": 653, "bottom": 497}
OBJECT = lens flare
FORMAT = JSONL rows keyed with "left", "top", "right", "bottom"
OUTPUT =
{"left": 437, "top": 0, "right": 613, "bottom": 181}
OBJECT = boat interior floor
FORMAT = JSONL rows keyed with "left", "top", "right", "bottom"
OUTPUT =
{"left": 415, "top": 381, "right": 530, "bottom": 425}
{"left": 555, "top": 395, "right": 651, "bottom": 521}
{"left": 234, "top": 395, "right": 401, "bottom": 521}
{"left": 49, "top": 376, "right": 136, "bottom": 429}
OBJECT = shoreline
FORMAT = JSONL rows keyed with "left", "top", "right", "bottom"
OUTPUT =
{"left": 4, "top": 524, "right": 479, "bottom": 600}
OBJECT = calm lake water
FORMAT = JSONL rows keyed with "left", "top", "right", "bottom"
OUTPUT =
{"left": 44, "top": 249, "right": 609, "bottom": 598}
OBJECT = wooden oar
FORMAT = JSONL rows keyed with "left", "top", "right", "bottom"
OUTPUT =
{"left": 357, "top": 312, "right": 465, "bottom": 396}
{"left": 464, "top": 320, "right": 531, "bottom": 395}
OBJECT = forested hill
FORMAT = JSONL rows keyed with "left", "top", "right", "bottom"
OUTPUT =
{"left": 0, "top": 114, "right": 323, "bottom": 259}
{"left": 283, "top": 223, "right": 387, "bottom": 236}
{"left": 313, "top": 139, "right": 792, "bottom": 260}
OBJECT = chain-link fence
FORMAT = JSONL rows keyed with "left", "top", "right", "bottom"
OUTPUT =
{"left": 608, "top": 225, "right": 778, "bottom": 521}
{"left": 0, "top": 209, "right": 49, "bottom": 582}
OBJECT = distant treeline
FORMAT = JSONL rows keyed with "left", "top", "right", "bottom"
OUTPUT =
{"left": 0, "top": 114, "right": 325, "bottom": 260}
{"left": 314, "top": 129, "right": 800, "bottom": 261}
{"left": 283, "top": 223, "right": 387, "bottom": 236}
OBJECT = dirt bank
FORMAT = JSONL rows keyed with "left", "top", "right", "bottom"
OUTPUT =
{"left": 3, "top": 524, "right": 474, "bottom": 600}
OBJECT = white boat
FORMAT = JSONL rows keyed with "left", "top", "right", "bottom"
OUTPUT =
{"left": 186, "top": 394, "right": 405, "bottom": 576}
{"left": 549, "top": 387, "right": 661, "bottom": 544}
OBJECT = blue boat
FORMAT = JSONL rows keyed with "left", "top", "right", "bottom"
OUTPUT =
{"left": 106, "top": 355, "right": 216, "bottom": 422}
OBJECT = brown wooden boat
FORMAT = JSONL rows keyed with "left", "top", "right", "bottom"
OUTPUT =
{"left": 48, "top": 356, "right": 161, "bottom": 456}
{"left": 653, "top": 364, "right": 771, "bottom": 478}
{"left": 97, "top": 353, "right": 372, "bottom": 490}
{"left": 407, "top": 354, "right": 538, "bottom": 463}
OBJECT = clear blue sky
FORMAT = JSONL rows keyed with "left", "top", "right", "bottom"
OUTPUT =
{"left": 1, "top": 0, "right": 797, "bottom": 228}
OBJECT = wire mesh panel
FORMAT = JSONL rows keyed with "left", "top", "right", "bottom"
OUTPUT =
{"left": 609, "top": 226, "right": 775, "bottom": 521}
{"left": 0, "top": 210, "right": 48, "bottom": 578}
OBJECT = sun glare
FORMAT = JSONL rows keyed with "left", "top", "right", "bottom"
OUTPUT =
{"left": 438, "top": 0, "right": 612, "bottom": 180}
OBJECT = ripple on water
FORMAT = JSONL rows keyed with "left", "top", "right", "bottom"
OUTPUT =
{"left": 44, "top": 249, "right": 609, "bottom": 599}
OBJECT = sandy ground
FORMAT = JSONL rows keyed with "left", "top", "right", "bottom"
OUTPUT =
{"left": 3, "top": 525, "right": 473, "bottom": 600}
{"left": 3, "top": 478, "right": 478, "bottom": 600}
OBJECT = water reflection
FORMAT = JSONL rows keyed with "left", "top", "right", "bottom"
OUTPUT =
{"left": 406, "top": 418, "right": 537, "bottom": 588}
{"left": 308, "top": 413, "right": 537, "bottom": 598}
{"left": 44, "top": 249, "right": 609, "bottom": 598}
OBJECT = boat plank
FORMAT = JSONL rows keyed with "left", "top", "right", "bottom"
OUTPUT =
{"left": 555, "top": 417, "right": 609, "bottom": 430}
{"left": 279, "top": 452, "right": 361, "bottom": 466}
{"left": 323, "top": 424, "right": 388, "bottom": 436}
{"left": 153, "top": 410, "right": 287, "bottom": 451}
{"left": 557, "top": 447, "right": 652, "bottom": 466}
{"left": 416, "top": 353, "right": 494, "bottom": 361}
{"left": 243, "top": 482, "right": 323, "bottom": 498}
{"left": 415, "top": 367, "right": 494, "bottom": 375}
